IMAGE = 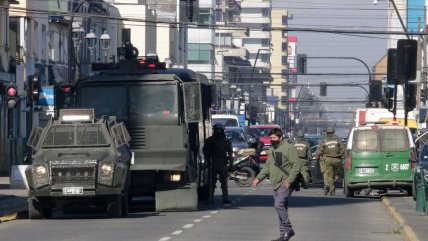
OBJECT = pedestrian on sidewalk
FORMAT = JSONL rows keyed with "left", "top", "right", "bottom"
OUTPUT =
{"left": 252, "top": 128, "right": 301, "bottom": 241}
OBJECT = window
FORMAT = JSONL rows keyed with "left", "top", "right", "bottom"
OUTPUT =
{"left": 78, "top": 85, "right": 128, "bottom": 120}
{"left": 262, "top": 9, "right": 269, "bottom": 17}
{"left": 198, "top": 9, "right": 214, "bottom": 25}
{"left": 282, "top": 16, "right": 288, "bottom": 25}
{"left": 282, "top": 56, "right": 288, "bottom": 65}
{"left": 188, "top": 43, "right": 213, "bottom": 64}
{"left": 353, "top": 130, "right": 379, "bottom": 151}
{"left": 42, "top": 25, "right": 47, "bottom": 60}
{"left": 381, "top": 129, "right": 409, "bottom": 151}
{"left": 282, "top": 42, "right": 288, "bottom": 52}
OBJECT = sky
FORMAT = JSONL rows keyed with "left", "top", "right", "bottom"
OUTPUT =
{"left": 273, "top": 0, "right": 389, "bottom": 136}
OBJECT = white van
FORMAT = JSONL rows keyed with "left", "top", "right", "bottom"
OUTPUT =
{"left": 212, "top": 114, "right": 239, "bottom": 127}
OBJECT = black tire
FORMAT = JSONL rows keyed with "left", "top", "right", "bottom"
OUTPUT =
{"left": 43, "top": 207, "right": 53, "bottom": 218}
{"left": 107, "top": 195, "right": 122, "bottom": 218}
{"left": 28, "top": 198, "right": 43, "bottom": 219}
{"left": 412, "top": 181, "right": 417, "bottom": 201}
{"left": 404, "top": 186, "right": 413, "bottom": 197}
{"left": 234, "top": 167, "right": 256, "bottom": 187}
{"left": 121, "top": 193, "right": 129, "bottom": 217}
{"left": 344, "top": 182, "right": 354, "bottom": 198}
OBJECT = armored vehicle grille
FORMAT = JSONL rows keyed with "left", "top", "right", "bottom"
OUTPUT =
{"left": 50, "top": 160, "right": 97, "bottom": 190}
{"left": 43, "top": 124, "right": 108, "bottom": 147}
{"left": 128, "top": 127, "right": 146, "bottom": 149}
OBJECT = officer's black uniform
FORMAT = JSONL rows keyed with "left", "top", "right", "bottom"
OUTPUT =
{"left": 203, "top": 124, "right": 233, "bottom": 204}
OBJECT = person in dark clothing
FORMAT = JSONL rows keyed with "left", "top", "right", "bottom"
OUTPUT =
{"left": 203, "top": 123, "right": 233, "bottom": 204}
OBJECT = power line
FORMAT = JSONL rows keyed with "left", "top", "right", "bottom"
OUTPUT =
{"left": 0, "top": 6, "right": 424, "bottom": 37}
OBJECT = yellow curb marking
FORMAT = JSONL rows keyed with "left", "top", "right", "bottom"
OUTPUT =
{"left": 382, "top": 197, "right": 421, "bottom": 241}
{"left": 0, "top": 213, "right": 18, "bottom": 222}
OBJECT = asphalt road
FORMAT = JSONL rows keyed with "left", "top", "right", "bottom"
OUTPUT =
{"left": 0, "top": 181, "right": 405, "bottom": 241}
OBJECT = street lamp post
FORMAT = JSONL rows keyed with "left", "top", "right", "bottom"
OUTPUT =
{"left": 100, "top": 30, "right": 111, "bottom": 63}
{"left": 230, "top": 84, "right": 237, "bottom": 112}
{"left": 85, "top": 30, "right": 98, "bottom": 62}
{"left": 373, "top": 0, "right": 410, "bottom": 39}
{"left": 67, "top": 0, "right": 87, "bottom": 83}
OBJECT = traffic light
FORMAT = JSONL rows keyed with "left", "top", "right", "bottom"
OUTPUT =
{"left": 296, "top": 54, "right": 307, "bottom": 74}
{"left": 387, "top": 48, "right": 398, "bottom": 84}
{"left": 384, "top": 87, "right": 395, "bottom": 111}
{"left": 405, "top": 83, "right": 417, "bottom": 111}
{"left": 54, "top": 84, "right": 75, "bottom": 110}
{"left": 397, "top": 39, "right": 418, "bottom": 82}
{"left": 6, "top": 84, "right": 18, "bottom": 109}
{"left": 320, "top": 82, "right": 327, "bottom": 96}
{"left": 369, "top": 80, "right": 382, "bottom": 102}
{"left": 28, "top": 75, "right": 40, "bottom": 103}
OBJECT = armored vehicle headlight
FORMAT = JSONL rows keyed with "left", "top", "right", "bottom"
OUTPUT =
{"left": 35, "top": 166, "right": 47, "bottom": 177}
{"left": 101, "top": 163, "right": 114, "bottom": 175}
{"left": 170, "top": 174, "right": 181, "bottom": 182}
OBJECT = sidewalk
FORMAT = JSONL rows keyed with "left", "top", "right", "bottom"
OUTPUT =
{"left": 383, "top": 195, "right": 428, "bottom": 241}
{"left": 0, "top": 176, "right": 28, "bottom": 222}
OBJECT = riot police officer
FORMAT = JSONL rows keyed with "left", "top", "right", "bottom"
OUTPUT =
{"left": 294, "top": 131, "right": 311, "bottom": 185}
{"left": 203, "top": 123, "right": 233, "bottom": 204}
{"left": 315, "top": 127, "right": 345, "bottom": 196}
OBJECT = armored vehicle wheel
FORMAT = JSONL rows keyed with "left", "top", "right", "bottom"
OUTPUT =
{"left": 121, "top": 193, "right": 129, "bottom": 217}
{"left": 344, "top": 183, "right": 354, "bottom": 198}
{"left": 234, "top": 167, "right": 256, "bottom": 187}
{"left": 107, "top": 195, "right": 122, "bottom": 218}
{"left": 28, "top": 198, "right": 43, "bottom": 219}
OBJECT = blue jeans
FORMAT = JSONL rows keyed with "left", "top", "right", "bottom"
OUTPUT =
{"left": 274, "top": 186, "right": 293, "bottom": 237}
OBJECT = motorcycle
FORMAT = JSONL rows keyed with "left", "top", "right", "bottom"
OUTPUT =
{"left": 229, "top": 148, "right": 261, "bottom": 187}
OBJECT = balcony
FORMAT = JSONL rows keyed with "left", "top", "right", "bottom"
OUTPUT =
{"left": 240, "top": 16, "right": 270, "bottom": 24}
{"left": 243, "top": 30, "right": 270, "bottom": 39}
{"left": 241, "top": 0, "right": 270, "bottom": 8}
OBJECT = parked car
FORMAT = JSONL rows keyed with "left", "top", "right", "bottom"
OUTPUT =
{"left": 343, "top": 123, "right": 416, "bottom": 197}
{"left": 212, "top": 114, "right": 239, "bottom": 127}
{"left": 246, "top": 125, "right": 280, "bottom": 163}
{"left": 412, "top": 143, "right": 428, "bottom": 201}
{"left": 225, "top": 127, "right": 249, "bottom": 156}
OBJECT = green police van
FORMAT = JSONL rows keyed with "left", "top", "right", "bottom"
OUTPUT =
{"left": 343, "top": 123, "right": 416, "bottom": 197}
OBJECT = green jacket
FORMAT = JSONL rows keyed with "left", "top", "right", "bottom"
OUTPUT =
{"left": 315, "top": 134, "right": 345, "bottom": 161}
{"left": 256, "top": 139, "right": 301, "bottom": 190}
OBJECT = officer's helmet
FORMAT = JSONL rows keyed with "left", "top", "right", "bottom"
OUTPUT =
{"left": 326, "top": 127, "right": 335, "bottom": 134}
{"left": 297, "top": 130, "right": 304, "bottom": 138}
{"left": 213, "top": 123, "right": 225, "bottom": 135}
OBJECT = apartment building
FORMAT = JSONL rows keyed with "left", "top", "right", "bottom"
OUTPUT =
{"left": 187, "top": 0, "right": 216, "bottom": 81}
{"left": 240, "top": 0, "right": 271, "bottom": 69}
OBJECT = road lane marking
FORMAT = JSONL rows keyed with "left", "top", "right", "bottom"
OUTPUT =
{"left": 193, "top": 219, "right": 202, "bottom": 223}
{"left": 183, "top": 224, "right": 194, "bottom": 229}
{"left": 202, "top": 215, "right": 211, "bottom": 218}
{"left": 210, "top": 211, "right": 219, "bottom": 214}
{"left": 159, "top": 237, "right": 171, "bottom": 241}
{"left": 171, "top": 230, "right": 183, "bottom": 235}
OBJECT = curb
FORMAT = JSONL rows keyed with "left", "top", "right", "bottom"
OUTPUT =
{"left": 382, "top": 197, "right": 420, "bottom": 241}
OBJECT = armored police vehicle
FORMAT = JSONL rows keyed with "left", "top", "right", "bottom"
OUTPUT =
{"left": 25, "top": 109, "right": 132, "bottom": 219}
{"left": 54, "top": 43, "right": 214, "bottom": 211}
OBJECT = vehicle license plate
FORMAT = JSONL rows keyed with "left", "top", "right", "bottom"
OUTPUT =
{"left": 359, "top": 168, "right": 375, "bottom": 174}
{"left": 62, "top": 187, "right": 83, "bottom": 195}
